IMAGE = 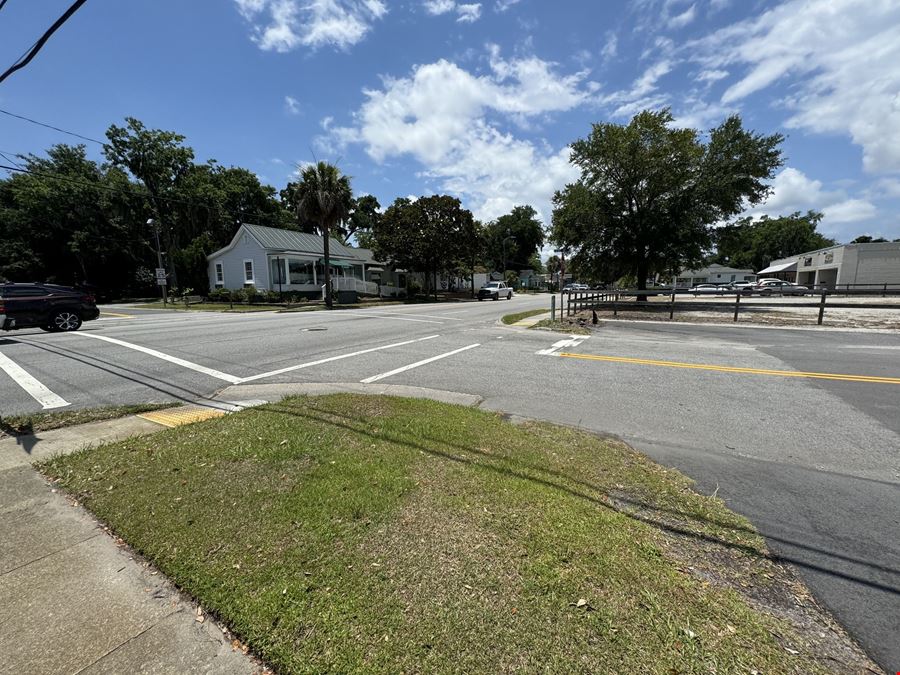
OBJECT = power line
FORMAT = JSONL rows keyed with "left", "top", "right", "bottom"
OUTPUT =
{"left": 0, "top": 0, "right": 89, "bottom": 84}
{"left": 0, "top": 108, "right": 104, "bottom": 144}
{"left": 0, "top": 163, "right": 288, "bottom": 226}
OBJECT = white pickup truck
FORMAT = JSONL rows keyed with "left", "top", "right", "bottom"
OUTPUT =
{"left": 477, "top": 281, "right": 513, "bottom": 300}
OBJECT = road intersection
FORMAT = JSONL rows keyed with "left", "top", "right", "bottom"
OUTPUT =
{"left": 1, "top": 296, "right": 898, "bottom": 669}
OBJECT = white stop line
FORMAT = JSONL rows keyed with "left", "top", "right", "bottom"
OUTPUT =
{"left": 0, "top": 349, "right": 70, "bottom": 409}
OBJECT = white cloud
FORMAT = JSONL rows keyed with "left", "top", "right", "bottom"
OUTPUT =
{"left": 234, "top": 0, "right": 386, "bottom": 52}
{"left": 495, "top": 0, "right": 521, "bottom": 11}
{"left": 667, "top": 3, "right": 696, "bottom": 29}
{"left": 284, "top": 95, "right": 300, "bottom": 115}
{"left": 423, "top": 0, "right": 455, "bottom": 15}
{"left": 691, "top": 0, "right": 900, "bottom": 173}
{"left": 456, "top": 3, "right": 482, "bottom": 22}
{"left": 600, "top": 32, "right": 618, "bottom": 62}
{"left": 423, "top": 1, "right": 482, "bottom": 22}
{"left": 697, "top": 68, "right": 727, "bottom": 83}
{"left": 323, "top": 50, "right": 592, "bottom": 221}
{"left": 742, "top": 167, "right": 878, "bottom": 229}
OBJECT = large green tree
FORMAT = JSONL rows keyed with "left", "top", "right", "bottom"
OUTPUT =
{"left": 293, "top": 162, "right": 353, "bottom": 308}
{"left": 552, "top": 109, "right": 784, "bottom": 294}
{"left": 372, "top": 195, "right": 477, "bottom": 298}
{"left": 346, "top": 194, "right": 382, "bottom": 247}
{"left": 713, "top": 211, "right": 835, "bottom": 271}
{"left": 104, "top": 117, "right": 195, "bottom": 288}
{"left": 484, "top": 205, "right": 545, "bottom": 272}
{"left": 0, "top": 144, "right": 150, "bottom": 294}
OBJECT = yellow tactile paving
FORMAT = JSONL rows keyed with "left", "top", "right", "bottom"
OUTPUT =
{"left": 138, "top": 407, "right": 226, "bottom": 428}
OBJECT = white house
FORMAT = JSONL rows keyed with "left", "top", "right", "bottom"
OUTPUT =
{"left": 206, "top": 223, "right": 377, "bottom": 298}
{"left": 760, "top": 242, "right": 900, "bottom": 288}
{"left": 675, "top": 263, "right": 756, "bottom": 288}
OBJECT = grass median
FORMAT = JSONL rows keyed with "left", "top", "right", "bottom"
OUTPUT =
{"left": 0, "top": 403, "right": 176, "bottom": 436}
{"left": 40, "top": 395, "right": 853, "bottom": 673}
{"left": 501, "top": 308, "right": 549, "bottom": 324}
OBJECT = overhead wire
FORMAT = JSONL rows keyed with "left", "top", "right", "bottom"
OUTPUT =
{"left": 0, "top": 0, "right": 90, "bottom": 84}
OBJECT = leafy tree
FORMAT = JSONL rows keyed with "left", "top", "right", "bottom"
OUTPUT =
{"left": 545, "top": 255, "right": 560, "bottom": 276}
{"left": 552, "top": 109, "right": 783, "bottom": 296}
{"left": 0, "top": 144, "right": 150, "bottom": 294}
{"left": 850, "top": 235, "right": 888, "bottom": 244}
{"left": 714, "top": 211, "right": 835, "bottom": 270}
{"left": 293, "top": 162, "right": 353, "bottom": 308}
{"left": 484, "top": 205, "right": 545, "bottom": 272}
{"left": 104, "top": 118, "right": 195, "bottom": 287}
{"left": 372, "top": 195, "right": 477, "bottom": 298}
{"left": 347, "top": 194, "right": 382, "bottom": 247}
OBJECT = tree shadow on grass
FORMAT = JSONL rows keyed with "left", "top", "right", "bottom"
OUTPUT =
{"left": 253, "top": 401, "right": 900, "bottom": 597}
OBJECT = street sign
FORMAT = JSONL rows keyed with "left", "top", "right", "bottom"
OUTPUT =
{"left": 155, "top": 268, "right": 166, "bottom": 281}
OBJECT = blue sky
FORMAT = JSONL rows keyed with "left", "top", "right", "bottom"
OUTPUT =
{"left": 1, "top": 0, "right": 899, "bottom": 246}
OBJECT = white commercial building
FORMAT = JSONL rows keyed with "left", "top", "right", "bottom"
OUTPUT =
{"left": 759, "top": 242, "right": 900, "bottom": 289}
{"left": 675, "top": 263, "right": 756, "bottom": 288}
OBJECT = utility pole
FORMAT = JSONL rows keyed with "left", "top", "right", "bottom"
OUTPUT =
{"left": 149, "top": 219, "right": 167, "bottom": 306}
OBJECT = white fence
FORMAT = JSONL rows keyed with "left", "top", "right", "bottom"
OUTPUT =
{"left": 332, "top": 277, "right": 379, "bottom": 296}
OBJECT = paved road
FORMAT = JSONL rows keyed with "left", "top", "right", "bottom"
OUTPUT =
{"left": 1, "top": 297, "right": 898, "bottom": 669}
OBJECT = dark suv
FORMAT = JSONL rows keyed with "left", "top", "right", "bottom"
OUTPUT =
{"left": 0, "top": 283, "right": 100, "bottom": 332}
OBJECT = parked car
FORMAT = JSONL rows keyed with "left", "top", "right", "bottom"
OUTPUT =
{"left": 0, "top": 283, "right": 99, "bottom": 332}
{"left": 688, "top": 284, "right": 725, "bottom": 294}
{"left": 728, "top": 281, "right": 755, "bottom": 292}
{"left": 562, "top": 283, "right": 589, "bottom": 293}
{"left": 477, "top": 281, "right": 513, "bottom": 301}
{"left": 751, "top": 279, "right": 809, "bottom": 296}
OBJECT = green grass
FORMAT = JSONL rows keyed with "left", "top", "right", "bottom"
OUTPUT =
{"left": 501, "top": 308, "right": 549, "bottom": 324}
{"left": 41, "top": 395, "right": 828, "bottom": 674}
{"left": 0, "top": 403, "right": 177, "bottom": 436}
{"left": 132, "top": 302, "right": 281, "bottom": 312}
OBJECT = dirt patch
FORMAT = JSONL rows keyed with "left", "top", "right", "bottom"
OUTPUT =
{"left": 607, "top": 493, "right": 881, "bottom": 673}
{"left": 560, "top": 306, "right": 900, "bottom": 330}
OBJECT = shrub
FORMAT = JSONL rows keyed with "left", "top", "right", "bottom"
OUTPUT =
{"left": 208, "top": 288, "right": 231, "bottom": 302}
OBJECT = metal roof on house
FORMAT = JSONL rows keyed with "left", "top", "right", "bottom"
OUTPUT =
{"left": 242, "top": 223, "right": 362, "bottom": 260}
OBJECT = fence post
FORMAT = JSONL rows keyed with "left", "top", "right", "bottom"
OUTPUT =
{"left": 613, "top": 292, "right": 618, "bottom": 317}
{"left": 733, "top": 292, "right": 741, "bottom": 322}
{"left": 550, "top": 295, "right": 556, "bottom": 322}
{"left": 669, "top": 290, "right": 675, "bottom": 320}
{"left": 818, "top": 291, "right": 826, "bottom": 325}
{"left": 884, "top": 283, "right": 888, "bottom": 298}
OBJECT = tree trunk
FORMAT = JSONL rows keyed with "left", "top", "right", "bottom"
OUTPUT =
{"left": 636, "top": 260, "right": 649, "bottom": 303}
{"left": 323, "top": 225, "right": 332, "bottom": 309}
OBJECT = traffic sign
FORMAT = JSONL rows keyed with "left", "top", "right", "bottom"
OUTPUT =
{"left": 155, "top": 268, "right": 167, "bottom": 281}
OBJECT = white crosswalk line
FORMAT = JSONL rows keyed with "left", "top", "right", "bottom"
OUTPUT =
{"left": 0, "top": 349, "right": 69, "bottom": 409}
{"left": 72, "top": 333, "right": 243, "bottom": 383}
{"left": 360, "top": 343, "right": 481, "bottom": 383}
{"left": 238, "top": 335, "right": 441, "bottom": 383}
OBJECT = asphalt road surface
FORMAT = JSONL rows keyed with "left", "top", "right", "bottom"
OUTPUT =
{"left": 1, "top": 296, "right": 898, "bottom": 669}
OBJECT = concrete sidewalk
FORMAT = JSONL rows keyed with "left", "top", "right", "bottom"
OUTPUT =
{"left": 0, "top": 416, "right": 262, "bottom": 674}
{"left": 0, "top": 387, "right": 481, "bottom": 674}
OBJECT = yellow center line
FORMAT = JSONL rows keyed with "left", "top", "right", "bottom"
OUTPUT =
{"left": 99, "top": 311, "right": 134, "bottom": 318}
{"left": 557, "top": 352, "right": 900, "bottom": 385}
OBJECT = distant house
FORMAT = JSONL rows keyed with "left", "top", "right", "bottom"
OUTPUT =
{"left": 675, "top": 263, "right": 756, "bottom": 288}
{"left": 760, "top": 242, "right": 900, "bottom": 288}
{"left": 206, "top": 223, "right": 377, "bottom": 298}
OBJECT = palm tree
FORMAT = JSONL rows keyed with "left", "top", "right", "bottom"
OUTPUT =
{"left": 294, "top": 162, "right": 353, "bottom": 308}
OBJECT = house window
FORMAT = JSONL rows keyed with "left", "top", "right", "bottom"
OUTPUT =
{"left": 270, "top": 259, "right": 286, "bottom": 285}
{"left": 824, "top": 252, "right": 834, "bottom": 263}
{"left": 288, "top": 259, "right": 315, "bottom": 284}
{"left": 803, "top": 257, "right": 813, "bottom": 267}
{"left": 243, "top": 259, "right": 255, "bottom": 284}
{"left": 215, "top": 262, "right": 224, "bottom": 287}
